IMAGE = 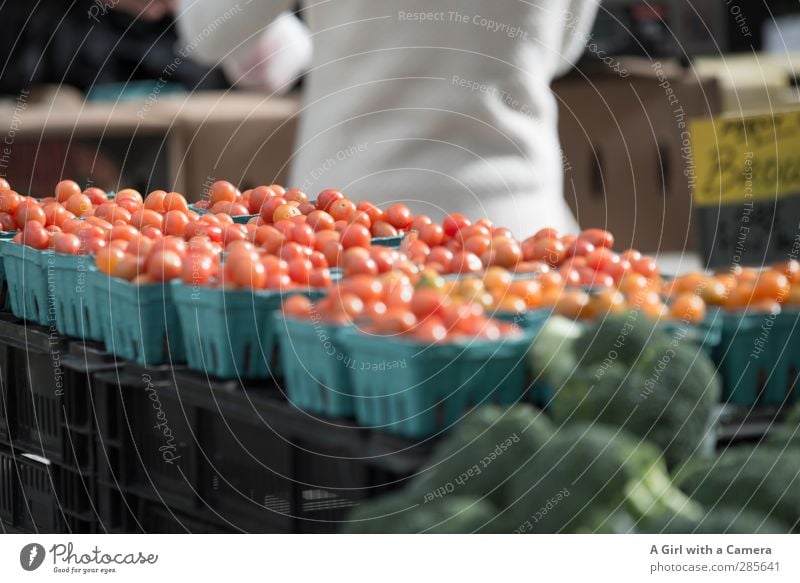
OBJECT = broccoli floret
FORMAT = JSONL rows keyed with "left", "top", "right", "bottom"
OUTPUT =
{"left": 639, "top": 508, "right": 790, "bottom": 534}
{"left": 343, "top": 493, "right": 497, "bottom": 533}
{"left": 545, "top": 315, "right": 721, "bottom": 469}
{"left": 675, "top": 445, "right": 800, "bottom": 532}
{"left": 412, "top": 404, "right": 554, "bottom": 505}
{"left": 490, "top": 423, "right": 700, "bottom": 533}
{"left": 765, "top": 405, "right": 800, "bottom": 450}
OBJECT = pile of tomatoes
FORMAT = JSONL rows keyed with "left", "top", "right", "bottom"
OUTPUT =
{"left": 281, "top": 276, "right": 520, "bottom": 343}
{"left": 6, "top": 176, "right": 798, "bottom": 339}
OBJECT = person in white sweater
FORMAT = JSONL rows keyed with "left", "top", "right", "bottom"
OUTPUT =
{"left": 176, "top": 0, "right": 600, "bottom": 234}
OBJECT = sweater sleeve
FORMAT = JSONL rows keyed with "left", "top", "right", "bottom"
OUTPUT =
{"left": 175, "top": 0, "right": 294, "bottom": 65}
{"left": 554, "top": 0, "right": 601, "bottom": 77}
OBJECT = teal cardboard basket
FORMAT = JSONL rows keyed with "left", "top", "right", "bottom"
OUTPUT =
{"left": 91, "top": 272, "right": 185, "bottom": 366}
{"left": 2, "top": 242, "right": 55, "bottom": 325}
{"left": 339, "top": 328, "right": 534, "bottom": 438}
{"left": 172, "top": 282, "right": 326, "bottom": 379}
{"left": 275, "top": 316, "right": 355, "bottom": 418}
{"left": 50, "top": 253, "right": 104, "bottom": 341}
{"left": 714, "top": 309, "right": 799, "bottom": 408}
{"left": 0, "top": 231, "right": 16, "bottom": 311}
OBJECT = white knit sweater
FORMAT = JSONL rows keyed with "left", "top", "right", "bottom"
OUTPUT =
{"left": 178, "top": 0, "right": 599, "bottom": 234}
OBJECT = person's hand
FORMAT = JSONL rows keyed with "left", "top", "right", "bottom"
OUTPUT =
{"left": 112, "top": 0, "right": 177, "bottom": 21}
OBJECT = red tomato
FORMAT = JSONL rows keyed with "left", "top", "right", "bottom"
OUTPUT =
{"left": 96, "top": 246, "right": 126, "bottom": 274}
{"left": 224, "top": 251, "right": 267, "bottom": 288}
{"left": 442, "top": 213, "right": 470, "bottom": 238}
{"left": 306, "top": 210, "right": 335, "bottom": 232}
{"left": 179, "top": 253, "right": 215, "bottom": 286}
{"left": 0, "top": 212, "right": 15, "bottom": 231}
{"left": 342, "top": 247, "right": 378, "bottom": 277}
{"left": 289, "top": 223, "right": 316, "bottom": 247}
{"left": 282, "top": 295, "right": 313, "bottom": 318}
{"left": 487, "top": 237, "right": 522, "bottom": 268}
{"left": 371, "top": 221, "right": 398, "bottom": 238}
{"left": 83, "top": 187, "right": 108, "bottom": 206}
{"left": 163, "top": 210, "right": 190, "bottom": 237}
{"left": 411, "top": 317, "right": 448, "bottom": 342}
{"left": 309, "top": 267, "right": 332, "bottom": 288}
{"left": 209, "top": 180, "right": 238, "bottom": 205}
{"left": 316, "top": 189, "right": 344, "bottom": 211}
{"left": 410, "top": 215, "right": 433, "bottom": 231}
{"left": 273, "top": 203, "right": 302, "bottom": 223}
{"left": 55, "top": 180, "right": 81, "bottom": 203}
{"left": 287, "top": 258, "right": 313, "bottom": 284}
{"left": 631, "top": 255, "right": 659, "bottom": 279}
{"left": 284, "top": 189, "right": 308, "bottom": 204}
{"left": 21, "top": 221, "right": 50, "bottom": 249}
{"left": 579, "top": 228, "right": 614, "bottom": 249}
{"left": 16, "top": 201, "right": 46, "bottom": 228}
{"left": 248, "top": 185, "right": 277, "bottom": 214}
{"left": 328, "top": 199, "right": 357, "bottom": 222}
{"left": 357, "top": 201, "right": 385, "bottom": 224}
{"left": 0, "top": 190, "right": 20, "bottom": 214}
{"left": 384, "top": 204, "right": 413, "bottom": 230}
{"left": 130, "top": 209, "right": 164, "bottom": 231}
{"left": 321, "top": 239, "right": 343, "bottom": 267}
{"left": 450, "top": 251, "right": 483, "bottom": 275}
{"left": 563, "top": 237, "right": 595, "bottom": 258}
{"left": 340, "top": 223, "right": 371, "bottom": 249}
{"left": 419, "top": 223, "right": 445, "bottom": 247}
{"left": 410, "top": 288, "right": 450, "bottom": 319}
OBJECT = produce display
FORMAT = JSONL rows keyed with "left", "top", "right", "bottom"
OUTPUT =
{"left": 0, "top": 176, "right": 797, "bottom": 534}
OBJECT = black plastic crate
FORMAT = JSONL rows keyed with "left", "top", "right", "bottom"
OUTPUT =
{"left": 0, "top": 445, "right": 99, "bottom": 533}
{"left": 92, "top": 370, "right": 204, "bottom": 511}
{"left": 94, "top": 480, "right": 232, "bottom": 534}
{"left": 89, "top": 367, "right": 434, "bottom": 533}
{"left": 176, "top": 371, "right": 433, "bottom": 533}
{"left": 0, "top": 319, "right": 120, "bottom": 471}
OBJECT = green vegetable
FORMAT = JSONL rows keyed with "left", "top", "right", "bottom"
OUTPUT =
{"left": 675, "top": 445, "right": 800, "bottom": 532}
{"left": 413, "top": 404, "right": 554, "bottom": 504}
{"left": 491, "top": 422, "right": 701, "bottom": 533}
{"left": 342, "top": 492, "right": 497, "bottom": 533}
{"left": 539, "top": 314, "right": 721, "bottom": 468}
{"left": 639, "top": 508, "right": 790, "bottom": 534}
{"left": 765, "top": 405, "right": 800, "bottom": 450}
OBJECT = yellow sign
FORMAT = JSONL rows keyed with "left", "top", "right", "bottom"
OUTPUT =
{"left": 689, "top": 109, "right": 800, "bottom": 207}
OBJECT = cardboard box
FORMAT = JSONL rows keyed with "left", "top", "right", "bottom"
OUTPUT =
{"left": 553, "top": 59, "right": 721, "bottom": 252}
{"left": 694, "top": 53, "right": 800, "bottom": 114}
{"left": 0, "top": 90, "right": 298, "bottom": 200}
{"left": 0, "top": 90, "right": 179, "bottom": 197}
{"left": 170, "top": 93, "right": 298, "bottom": 201}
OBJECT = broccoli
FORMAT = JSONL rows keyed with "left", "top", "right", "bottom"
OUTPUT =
{"left": 536, "top": 314, "right": 721, "bottom": 469}
{"left": 639, "top": 508, "right": 790, "bottom": 534}
{"left": 765, "top": 405, "right": 800, "bottom": 450}
{"left": 490, "top": 422, "right": 700, "bottom": 533}
{"left": 342, "top": 492, "right": 497, "bottom": 533}
{"left": 675, "top": 445, "right": 800, "bottom": 532}
{"left": 412, "top": 404, "right": 555, "bottom": 505}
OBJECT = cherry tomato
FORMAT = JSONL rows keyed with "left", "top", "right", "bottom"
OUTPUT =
{"left": 328, "top": 199, "right": 357, "bottom": 222}
{"left": 209, "top": 180, "right": 238, "bottom": 205}
{"left": 16, "top": 201, "right": 46, "bottom": 228}
{"left": 579, "top": 228, "right": 614, "bottom": 249}
{"left": 385, "top": 204, "right": 413, "bottom": 230}
{"left": 55, "top": 180, "right": 81, "bottom": 203}
{"left": 670, "top": 293, "right": 706, "bottom": 324}
{"left": 340, "top": 223, "right": 371, "bottom": 249}
{"left": 0, "top": 190, "right": 21, "bottom": 214}
{"left": 163, "top": 210, "right": 190, "bottom": 237}
{"left": 442, "top": 213, "right": 470, "bottom": 238}
{"left": 273, "top": 203, "right": 302, "bottom": 223}
{"left": 96, "top": 246, "right": 126, "bottom": 275}
{"left": 316, "top": 189, "right": 345, "bottom": 211}
{"left": 282, "top": 295, "right": 313, "bottom": 318}
{"left": 418, "top": 222, "right": 444, "bottom": 247}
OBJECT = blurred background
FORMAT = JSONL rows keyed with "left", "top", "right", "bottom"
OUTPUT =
{"left": 0, "top": 0, "right": 798, "bottom": 257}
